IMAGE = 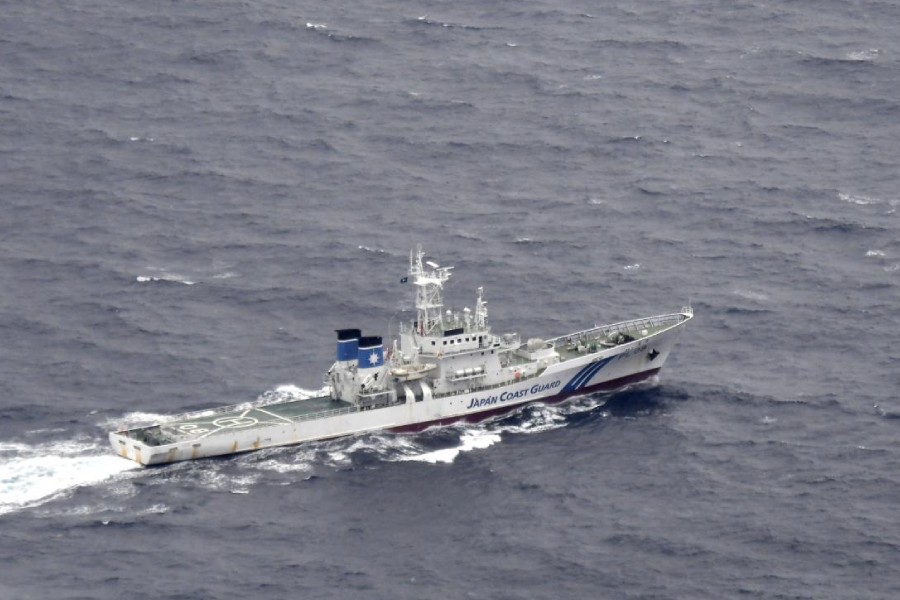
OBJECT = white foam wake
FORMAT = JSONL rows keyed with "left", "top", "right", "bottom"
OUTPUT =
{"left": 382, "top": 396, "right": 609, "bottom": 465}
{"left": 395, "top": 430, "right": 502, "bottom": 464}
{"left": 0, "top": 439, "right": 138, "bottom": 516}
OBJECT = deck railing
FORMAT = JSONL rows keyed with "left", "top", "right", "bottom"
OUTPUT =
{"left": 546, "top": 310, "right": 690, "bottom": 348}
{"left": 289, "top": 404, "right": 359, "bottom": 422}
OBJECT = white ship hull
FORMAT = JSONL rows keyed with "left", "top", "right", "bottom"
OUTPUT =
{"left": 110, "top": 313, "right": 689, "bottom": 466}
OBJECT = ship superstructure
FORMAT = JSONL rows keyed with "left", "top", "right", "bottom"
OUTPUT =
{"left": 110, "top": 247, "right": 692, "bottom": 465}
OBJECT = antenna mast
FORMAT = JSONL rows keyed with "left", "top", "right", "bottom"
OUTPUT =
{"left": 409, "top": 245, "right": 452, "bottom": 335}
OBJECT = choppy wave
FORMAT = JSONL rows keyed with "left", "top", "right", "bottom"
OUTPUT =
{"left": 3, "top": 0, "right": 900, "bottom": 595}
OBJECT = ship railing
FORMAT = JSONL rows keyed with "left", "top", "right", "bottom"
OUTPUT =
{"left": 264, "top": 396, "right": 407, "bottom": 423}
{"left": 289, "top": 405, "right": 359, "bottom": 422}
{"left": 546, "top": 311, "right": 689, "bottom": 348}
{"left": 432, "top": 370, "right": 541, "bottom": 400}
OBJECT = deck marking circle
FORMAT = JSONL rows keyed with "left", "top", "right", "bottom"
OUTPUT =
{"left": 177, "top": 423, "right": 209, "bottom": 434}
{"left": 213, "top": 416, "right": 258, "bottom": 428}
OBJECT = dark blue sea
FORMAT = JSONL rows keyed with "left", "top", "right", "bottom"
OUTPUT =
{"left": 2, "top": 0, "right": 899, "bottom": 598}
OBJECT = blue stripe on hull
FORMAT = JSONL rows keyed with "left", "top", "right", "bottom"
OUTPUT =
{"left": 561, "top": 356, "right": 617, "bottom": 394}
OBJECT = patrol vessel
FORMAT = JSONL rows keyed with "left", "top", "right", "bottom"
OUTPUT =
{"left": 110, "top": 247, "right": 693, "bottom": 465}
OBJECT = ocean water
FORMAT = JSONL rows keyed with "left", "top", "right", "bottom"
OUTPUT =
{"left": 2, "top": 0, "right": 899, "bottom": 598}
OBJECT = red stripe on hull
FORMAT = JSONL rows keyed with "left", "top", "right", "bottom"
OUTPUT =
{"left": 387, "top": 367, "right": 661, "bottom": 434}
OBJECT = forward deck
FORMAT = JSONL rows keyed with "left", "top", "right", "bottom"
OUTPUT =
{"left": 552, "top": 310, "right": 691, "bottom": 361}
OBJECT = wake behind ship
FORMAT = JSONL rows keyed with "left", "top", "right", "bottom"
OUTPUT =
{"left": 110, "top": 248, "right": 693, "bottom": 465}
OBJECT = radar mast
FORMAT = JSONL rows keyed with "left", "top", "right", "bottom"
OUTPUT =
{"left": 409, "top": 245, "right": 453, "bottom": 335}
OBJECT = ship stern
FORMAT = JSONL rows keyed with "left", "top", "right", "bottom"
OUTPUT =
{"left": 109, "top": 431, "right": 151, "bottom": 466}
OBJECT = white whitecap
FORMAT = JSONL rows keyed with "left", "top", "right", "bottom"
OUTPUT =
{"left": 733, "top": 289, "right": 769, "bottom": 301}
{"left": 845, "top": 49, "right": 879, "bottom": 61}
{"left": 624, "top": 263, "right": 640, "bottom": 270}
{"left": 0, "top": 441, "right": 31, "bottom": 455}
{"left": 259, "top": 385, "right": 328, "bottom": 406}
{"left": 499, "top": 405, "right": 567, "bottom": 435}
{"left": 168, "top": 275, "right": 195, "bottom": 285}
{"left": 397, "top": 430, "right": 501, "bottom": 464}
{"left": 252, "top": 458, "right": 312, "bottom": 474}
{"left": 25, "top": 427, "right": 68, "bottom": 435}
{"left": 103, "top": 411, "right": 177, "bottom": 429}
{"left": 136, "top": 273, "right": 195, "bottom": 285}
{"left": 228, "top": 474, "right": 258, "bottom": 494}
{"left": 839, "top": 191, "right": 879, "bottom": 205}
{"left": 138, "top": 503, "right": 169, "bottom": 515}
{"left": 865, "top": 250, "right": 885, "bottom": 257}
{"left": 278, "top": 384, "right": 327, "bottom": 397}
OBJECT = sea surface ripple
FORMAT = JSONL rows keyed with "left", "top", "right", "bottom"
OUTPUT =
{"left": 1, "top": 1, "right": 899, "bottom": 598}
